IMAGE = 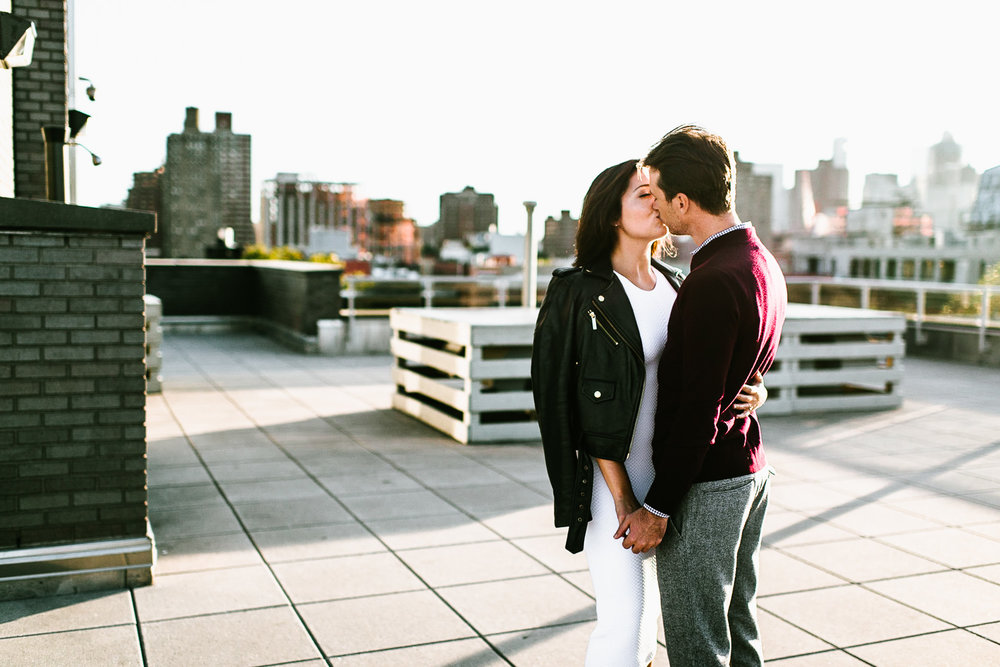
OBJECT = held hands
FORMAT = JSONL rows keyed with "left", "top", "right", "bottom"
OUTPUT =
{"left": 734, "top": 370, "right": 767, "bottom": 418}
{"left": 615, "top": 506, "right": 668, "bottom": 554}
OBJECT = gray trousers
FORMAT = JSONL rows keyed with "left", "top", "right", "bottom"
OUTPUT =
{"left": 656, "top": 467, "right": 773, "bottom": 666}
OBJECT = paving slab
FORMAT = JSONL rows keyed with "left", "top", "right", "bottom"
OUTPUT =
{"left": 132, "top": 565, "right": 288, "bottom": 622}
{"left": 759, "top": 584, "right": 949, "bottom": 647}
{"left": 250, "top": 521, "right": 386, "bottom": 563}
{"left": 270, "top": 552, "right": 426, "bottom": 604}
{"left": 297, "top": 590, "right": 475, "bottom": 657}
{"left": 140, "top": 606, "right": 321, "bottom": 667}
{"left": 0, "top": 626, "right": 143, "bottom": 667}
{"left": 0, "top": 590, "right": 134, "bottom": 637}
{"left": 848, "top": 629, "right": 1000, "bottom": 666}
{"left": 330, "top": 638, "right": 506, "bottom": 666}
{"left": 865, "top": 570, "right": 1000, "bottom": 627}
{"left": 436, "top": 574, "right": 596, "bottom": 636}
{"left": 397, "top": 540, "right": 550, "bottom": 588}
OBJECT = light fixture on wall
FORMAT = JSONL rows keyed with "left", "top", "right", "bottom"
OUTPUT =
{"left": 72, "top": 142, "right": 101, "bottom": 166}
{"left": 0, "top": 11, "right": 36, "bottom": 69}
{"left": 79, "top": 76, "right": 95, "bottom": 101}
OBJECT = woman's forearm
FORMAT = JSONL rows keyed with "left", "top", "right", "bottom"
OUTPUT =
{"left": 594, "top": 458, "right": 638, "bottom": 518}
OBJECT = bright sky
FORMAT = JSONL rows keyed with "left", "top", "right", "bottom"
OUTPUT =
{"left": 73, "top": 0, "right": 1000, "bottom": 235}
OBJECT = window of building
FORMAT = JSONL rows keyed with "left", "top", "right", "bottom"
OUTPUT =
{"left": 920, "top": 259, "right": 934, "bottom": 280}
{"left": 901, "top": 259, "right": 915, "bottom": 279}
{"left": 887, "top": 259, "right": 897, "bottom": 278}
{"left": 940, "top": 260, "right": 955, "bottom": 283}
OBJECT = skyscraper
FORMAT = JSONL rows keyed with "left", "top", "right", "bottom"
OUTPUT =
{"left": 259, "top": 173, "right": 367, "bottom": 253}
{"left": 734, "top": 153, "right": 775, "bottom": 246}
{"left": 924, "top": 132, "right": 979, "bottom": 236}
{"left": 369, "top": 198, "right": 418, "bottom": 265}
{"left": 788, "top": 140, "right": 849, "bottom": 235}
{"left": 159, "top": 107, "right": 253, "bottom": 257}
{"left": 542, "top": 210, "right": 577, "bottom": 258}
{"left": 437, "top": 186, "right": 497, "bottom": 242}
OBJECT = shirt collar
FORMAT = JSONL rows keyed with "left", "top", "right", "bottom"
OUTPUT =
{"left": 690, "top": 221, "right": 753, "bottom": 255}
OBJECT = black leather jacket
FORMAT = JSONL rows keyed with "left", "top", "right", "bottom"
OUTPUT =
{"left": 531, "top": 258, "right": 684, "bottom": 552}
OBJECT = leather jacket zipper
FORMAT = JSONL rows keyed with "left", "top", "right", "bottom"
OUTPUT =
{"left": 587, "top": 309, "right": 619, "bottom": 346}
{"left": 591, "top": 300, "right": 644, "bottom": 461}
{"left": 591, "top": 302, "right": 641, "bottom": 359}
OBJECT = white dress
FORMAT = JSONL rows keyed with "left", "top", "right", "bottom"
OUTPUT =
{"left": 584, "top": 269, "right": 676, "bottom": 667}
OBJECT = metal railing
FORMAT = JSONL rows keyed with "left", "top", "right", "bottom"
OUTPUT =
{"left": 784, "top": 276, "right": 998, "bottom": 353}
{"left": 341, "top": 273, "right": 554, "bottom": 318}
{"left": 341, "top": 273, "right": 997, "bottom": 353}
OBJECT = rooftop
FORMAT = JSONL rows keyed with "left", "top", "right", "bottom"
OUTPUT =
{"left": 1, "top": 332, "right": 999, "bottom": 665}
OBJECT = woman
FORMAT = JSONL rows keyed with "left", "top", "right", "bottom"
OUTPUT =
{"left": 531, "top": 159, "right": 766, "bottom": 666}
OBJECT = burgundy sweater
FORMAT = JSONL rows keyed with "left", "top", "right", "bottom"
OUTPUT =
{"left": 644, "top": 227, "right": 787, "bottom": 516}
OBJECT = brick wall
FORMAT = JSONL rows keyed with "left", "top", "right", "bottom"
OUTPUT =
{"left": 11, "top": 0, "right": 68, "bottom": 200}
{"left": 0, "top": 0, "right": 12, "bottom": 197}
{"left": 0, "top": 197, "right": 155, "bottom": 552}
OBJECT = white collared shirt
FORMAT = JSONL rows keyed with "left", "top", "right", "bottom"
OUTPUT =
{"left": 690, "top": 222, "right": 753, "bottom": 256}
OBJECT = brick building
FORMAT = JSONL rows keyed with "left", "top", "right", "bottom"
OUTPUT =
{"left": 734, "top": 152, "right": 775, "bottom": 247}
{"left": 369, "top": 198, "right": 418, "bottom": 265}
{"left": 3, "top": 0, "right": 68, "bottom": 200}
{"left": 125, "top": 166, "right": 164, "bottom": 254}
{"left": 158, "top": 107, "right": 253, "bottom": 258}
{"left": 542, "top": 209, "right": 576, "bottom": 258}
{"left": 436, "top": 186, "right": 497, "bottom": 243}
{"left": 259, "top": 173, "right": 368, "bottom": 254}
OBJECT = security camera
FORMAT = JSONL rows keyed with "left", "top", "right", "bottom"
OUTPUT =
{"left": 0, "top": 11, "right": 36, "bottom": 69}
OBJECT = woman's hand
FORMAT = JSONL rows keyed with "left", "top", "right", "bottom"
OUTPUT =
{"left": 594, "top": 458, "right": 639, "bottom": 533}
{"left": 734, "top": 370, "right": 767, "bottom": 418}
{"left": 613, "top": 492, "right": 641, "bottom": 528}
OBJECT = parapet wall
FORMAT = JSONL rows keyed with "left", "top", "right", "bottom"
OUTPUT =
{"left": 0, "top": 196, "right": 156, "bottom": 599}
{"left": 146, "top": 259, "right": 342, "bottom": 352}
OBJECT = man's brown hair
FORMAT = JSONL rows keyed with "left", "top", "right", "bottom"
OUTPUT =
{"left": 643, "top": 125, "right": 735, "bottom": 216}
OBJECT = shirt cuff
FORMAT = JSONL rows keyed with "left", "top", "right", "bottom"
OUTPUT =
{"left": 643, "top": 503, "right": 669, "bottom": 519}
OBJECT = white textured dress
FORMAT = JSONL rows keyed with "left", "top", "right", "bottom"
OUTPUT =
{"left": 584, "top": 269, "right": 676, "bottom": 667}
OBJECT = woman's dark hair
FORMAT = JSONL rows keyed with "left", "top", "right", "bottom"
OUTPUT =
{"left": 573, "top": 159, "right": 674, "bottom": 268}
{"left": 643, "top": 124, "right": 734, "bottom": 215}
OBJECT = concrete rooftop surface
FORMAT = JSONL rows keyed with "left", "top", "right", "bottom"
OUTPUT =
{"left": 2, "top": 331, "right": 1000, "bottom": 666}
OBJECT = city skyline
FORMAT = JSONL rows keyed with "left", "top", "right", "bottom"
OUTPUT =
{"left": 71, "top": 1, "right": 1000, "bottom": 235}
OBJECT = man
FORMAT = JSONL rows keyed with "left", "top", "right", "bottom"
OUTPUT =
{"left": 616, "top": 125, "right": 787, "bottom": 665}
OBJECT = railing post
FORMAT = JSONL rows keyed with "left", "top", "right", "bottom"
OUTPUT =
{"left": 915, "top": 288, "right": 926, "bottom": 344}
{"left": 980, "top": 286, "right": 990, "bottom": 354}
{"left": 345, "top": 277, "right": 357, "bottom": 329}
{"left": 860, "top": 285, "right": 870, "bottom": 310}
{"left": 810, "top": 282, "right": 820, "bottom": 305}
{"left": 497, "top": 279, "right": 508, "bottom": 308}
{"left": 422, "top": 277, "right": 434, "bottom": 308}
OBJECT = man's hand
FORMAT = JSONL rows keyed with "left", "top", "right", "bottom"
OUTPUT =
{"left": 734, "top": 370, "right": 767, "bottom": 418}
{"left": 615, "top": 507, "right": 669, "bottom": 553}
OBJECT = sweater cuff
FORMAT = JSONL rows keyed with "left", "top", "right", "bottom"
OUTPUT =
{"left": 643, "top": 503, "right": 669, "bottom": 519}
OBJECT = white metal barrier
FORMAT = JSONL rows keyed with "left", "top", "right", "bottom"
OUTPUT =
{"left": 390, "top": 304, "right": 906, "bottom": 443}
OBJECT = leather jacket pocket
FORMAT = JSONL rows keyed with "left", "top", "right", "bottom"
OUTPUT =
{"left": 582, "top": 378, "right": 615, "bottom": 403}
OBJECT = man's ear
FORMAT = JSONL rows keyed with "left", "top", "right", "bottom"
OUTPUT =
{"left": 674, "top": 193, "right": 690, "bottom": 214}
